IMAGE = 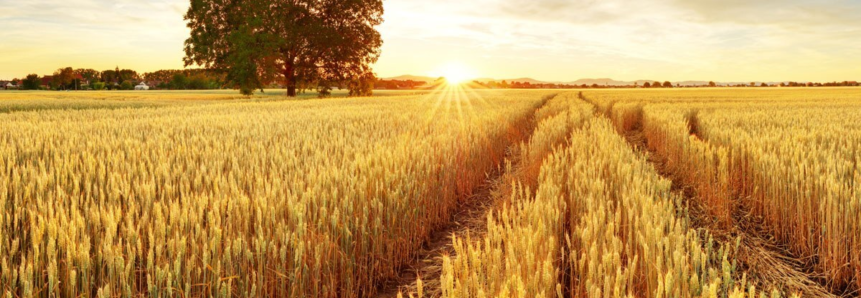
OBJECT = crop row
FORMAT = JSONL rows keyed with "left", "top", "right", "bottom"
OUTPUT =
{"left": 0, "top": 91, "right": 553, "bottom": 297}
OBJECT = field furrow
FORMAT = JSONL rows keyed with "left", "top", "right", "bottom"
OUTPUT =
{"left": 604, "top": 100, "right": 836, "bottom": 297}
{"left": 583, "top": 88, "right": 861, "bottom": 297}
{"left": 374, "top": 94, "right": 561, "bottom": 298}
{"left": 0, "top": 90, "right": 555, "bottom": 298}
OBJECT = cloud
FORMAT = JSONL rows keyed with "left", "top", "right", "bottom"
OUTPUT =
{"left": 373, "top": 0, "right": 861, "bottom": 81}
{"left": 1, "top": 0, "right": 857, "bottom": 81}
{"left": 0, "top": 0, "right": 189, "bottom": 78}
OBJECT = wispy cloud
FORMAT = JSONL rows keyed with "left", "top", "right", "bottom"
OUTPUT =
{"left": 0, "top": 0, "right": 858, "bottom": 81}
{"left": 375, "top": 0, "right": 861, "bottom": 81}
{"left": 0, "top": 0, "right": 189, "bottom": 78}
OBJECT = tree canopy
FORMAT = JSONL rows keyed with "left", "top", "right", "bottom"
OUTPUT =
{"left": 52, "top": 67, "right": 76, "bottom": 90}
{"left": 75, "top": 68, "right": 100, "bottom": 83}
{"left": 21, "top": 74, "right": 41, "bottom": 90}
{"left": 183, "top": 0, "right": 384, "bottom": 96}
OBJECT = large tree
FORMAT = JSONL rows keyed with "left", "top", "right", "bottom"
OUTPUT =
{"left": 183, "top": 0, "right": 384, "bottom": 96}
{"left": 21, "top": 74, "right": 41, "bottom": 90}
{"left": 118, "top": 69, "right": 140, "bottom": 82}
{"left": 52, "top": 67, "right": 76, "bottom": 90}
{"left": 75, "top": 68, "right": 101, "bottom": 84}
{"left": 101, "top": 68, "right": 119, "bottom": 85}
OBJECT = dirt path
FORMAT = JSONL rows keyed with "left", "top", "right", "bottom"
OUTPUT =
{"left": 374, "top": 174, "right": 501, "bottom": 298}
{"left": 374, "top": 97, "right": 553, "bottom": 298}
{"left": 620, "top": 113, "right": 839, "bottom": 297}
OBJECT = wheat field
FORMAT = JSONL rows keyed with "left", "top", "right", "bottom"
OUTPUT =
{"left": 1, "top": 88, "right": 859, "bottom": 297}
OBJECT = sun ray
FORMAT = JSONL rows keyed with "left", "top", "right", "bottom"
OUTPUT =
{"left": 443, "top": 84, "right": 453, "bottom": 117}
{"left": 454, "top": 85, "right": 465, "bottom": 126}
{"left": 463, "top": 84, "right": 493, "bottom": 108}
{"left": 455, "top": 84, "right": 479, "bottom": 120}
{"left": 423, "top": 83, "right": 448, "bottom": 124}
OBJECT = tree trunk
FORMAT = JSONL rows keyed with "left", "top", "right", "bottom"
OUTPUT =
{"left": 285, "top": 61, "right": 297, "bottom": 97}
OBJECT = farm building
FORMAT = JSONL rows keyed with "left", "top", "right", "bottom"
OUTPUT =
{"left": 135, "top": 82, "right": 149, "bottom": 90}
{"left": 40, "top": 76, "right": 53, "bottom": 89}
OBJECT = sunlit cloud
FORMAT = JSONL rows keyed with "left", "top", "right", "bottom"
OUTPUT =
{"left": 374, "top": 0, "right": 861, "bottom": 82}
{"left": 0, "top": 0, "right": 189, "bottom": 79}
{"left": 1, "top": 0, "right": 859, "bottom": 81}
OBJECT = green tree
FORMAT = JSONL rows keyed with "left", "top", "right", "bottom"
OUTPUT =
{"left": 101, "top": 69, "right": 118, "bottom": 84}
{"left": 348, "top": 72, "right": 375, "bottom": 97}
{"left": 118, "top": 69, "right": 140, "bottom": 82}
{"left": 643, "top": 82, "right": 651, "bottom": 88}
{"left": 92, "top": 82, "right": 106, "bottom": 90}
{"left": 75, "top": 68, "right": 100, "bottom": 84}
{"left": 120, "top": 80, "right": 134, "bottom": 90}
{"left": 21, "top": 74, "right": 41, "bottom": 90}
{"left": 52, "top": 67, "right": 75, "bottom": 90}
{"left": 662, "top": 81, "right": 673, "bottom": 88}
{"left": 188, "top": 74, "right": 208, "bottom": 90}
{"left": 171, "top": 74, "right": 190, "bottom": 89}
{"left": 317, "top": 83, "right": 332, "bottom": 99}
{"left": 708, "top": 81, "right": 717, "bottom": 87}
{"left": 652, "top": 81, "right": 662, "bottom": 88}
{"left": 183, "top": 0, "right": 384, "bottom": 97}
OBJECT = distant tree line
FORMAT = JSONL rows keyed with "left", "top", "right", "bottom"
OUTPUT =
{"left": 9, "top": 67, "right": 230, "bottom": 91}
{"left": 141, "top": 69, "right": 225, "bottom": 90}
{"left": 374, "top": 79, "right": 426, "bottom": 90}
{"left": 470, "top": 80, "right": 860, "bottom": 89}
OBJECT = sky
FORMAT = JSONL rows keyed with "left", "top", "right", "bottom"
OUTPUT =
{"left": 1, "top": 0, "right": 860, "bottom": 82}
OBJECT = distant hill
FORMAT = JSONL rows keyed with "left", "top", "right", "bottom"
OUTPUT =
{"left": 386, "top": 75, "right": 794, "bottom": 87}
{"left": 475, "top": 77, "right": 551, "bottom": 85}
{"left": 503, "top": 78, "right": 548, "bottom": 84}
{"left": 568, "top": 78, "right": 632, "bottom": 86}
{"left": 382, "top": 75, "right": 438, "bottom": 83}
{"left": 676, "top": 81, "right": 710, "bottom": 86}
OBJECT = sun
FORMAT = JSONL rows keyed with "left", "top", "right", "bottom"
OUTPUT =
{"left": 430, "top": 63, "right": 477, "bottom": 85}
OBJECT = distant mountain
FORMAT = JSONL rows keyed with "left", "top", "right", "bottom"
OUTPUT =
{"left": 568, "top": 78, "right": 632, "bottom": 86}
{"left": 676, "top": 81, "right": 710, "bottom": 86}
{"left": 383, "top": 75, "right": 438, "bottom": 83}
{"left": 633, "top": 80, "right": 659, "bottom": 85}
{"left": 386, "top": 75, "right": 799, "bottom": 87}
{"left": 505, "top": 78, "right": 549, "bottom": 84}
{"left": 475, "top": 77, "right": 552, "bottom": 85}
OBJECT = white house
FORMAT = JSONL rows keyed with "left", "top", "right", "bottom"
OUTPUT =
{"left": 134, "top": 82, "right": 149, "bottom": 90}
{"left": 4, "top": 82, "right": 17, "bottom": 90}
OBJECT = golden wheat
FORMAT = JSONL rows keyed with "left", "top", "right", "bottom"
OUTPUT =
{"left": 0, "top": 89, "right": 554, "bottom": 297}
{"left": 585, "top": 87, "right": 861, "bottom": 294}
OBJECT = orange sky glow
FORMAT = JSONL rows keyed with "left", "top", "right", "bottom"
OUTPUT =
{"left": 1, "top": 0, "right": 859, "bottom": 82}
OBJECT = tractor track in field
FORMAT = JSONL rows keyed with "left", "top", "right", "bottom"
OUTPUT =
{"left": 600, "top": 101, "right": 842, "bottom": 297}
{"left": 622, "top": 120, "right": 838, "bottom": 297}
{"left": 373, "top": 96, "right": 555, "bottom": 298}
{"left": 373, "top": 168, "right": 502, "bottom": 298}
